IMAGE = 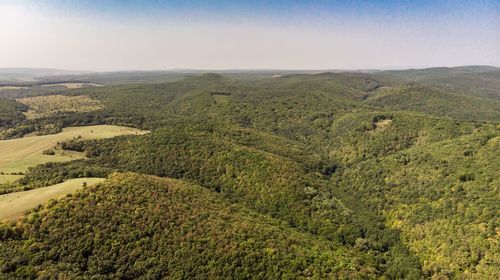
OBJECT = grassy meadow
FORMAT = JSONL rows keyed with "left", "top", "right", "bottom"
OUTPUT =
{"left": 16, "top": 95, "right": 104, "bottom": 119}
{"left": 0, "top": 175, "right": 24, "bottom": 184}
{"left": 40, "top": 82, "right": 102, "bottom": 89}
{"left": 0, "top": 125, "right": 146, "bottom": 174}
{"left": 0, "top": 177, "right": 105, "bottom": 221}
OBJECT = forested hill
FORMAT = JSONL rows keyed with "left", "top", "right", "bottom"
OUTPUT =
{"left": 0, "top": 67, "right": 499, "bottom": 279}
{"left": 0, "top": 173, "right": 378, "bottom": 279}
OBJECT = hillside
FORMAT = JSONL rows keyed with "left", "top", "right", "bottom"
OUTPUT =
{"left": 365, "top": 84, "right": 500, "bottom": 121}
{"left": 0, "top": 173, "right": 378, "bottom": 279}
{"left": 0, "top": 177, "right": 104, "bottom": 221}
{"left": 338, "top": 127, "right": 499, "bottom": 278}
{"left": 0, "top": 125, "right": 145, "bottom": 184}
{"left": 375, "top": 66, "right": 500, "bottom": 102}
{"left": 0, "top": 67, "right": 498, "bottom": 279}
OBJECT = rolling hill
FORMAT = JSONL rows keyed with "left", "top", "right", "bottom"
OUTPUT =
{"left": 0, "top": 66, "right": 498, "bottom": 279}
{"left": 0, "top": 173, "right": 379, "bottom": 279}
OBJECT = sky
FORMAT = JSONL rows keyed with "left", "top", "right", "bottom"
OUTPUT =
{"left": 0, "top": 0, "right": 499, "bottom": 71}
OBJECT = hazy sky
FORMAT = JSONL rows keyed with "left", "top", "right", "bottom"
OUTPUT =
{"left": 0, "top": 0, "right": 499, "bottom": 71}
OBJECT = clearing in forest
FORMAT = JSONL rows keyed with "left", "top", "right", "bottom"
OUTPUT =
{"left": 16, "top": 94, "right": 104, "bottom": 119}
{"left": 211, "top": 92, "right": 231, "bottom": 104}
{"left": 0, "top": 177, "right": 105, "bottom": 221}
{"left": 0, "top": 175, "right": 24, "bottom": 184}
{"left": 0, "top": 86, "right": 28, "bottom": 91}
{"left": 40, "top": 82, "right": 102, "bottom": 89}
{"left": 374, "top": 119, "right": 393, "bottom": 131}
{"left": 0, "top": 125, "right": 147, "bottom": 174}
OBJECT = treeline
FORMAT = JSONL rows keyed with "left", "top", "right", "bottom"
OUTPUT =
{"left": 0, "top": 173, "right": 377, "bottom": 279}
{"left": 0, "top": 98, "right": 27, "bottom": 138}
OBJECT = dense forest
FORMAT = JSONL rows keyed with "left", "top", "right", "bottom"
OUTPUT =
{"left": 0, "top": 66, "right": 499, "bottom": 279}
{"left": 0, "top": 173, "right": 380, "bottom": 279}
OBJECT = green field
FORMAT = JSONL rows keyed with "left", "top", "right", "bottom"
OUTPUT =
{"left": 0, "top": 177, "right": 105, "bottom": 221}
{"left": 0, "top": 175, "right": 24, "bottom": 184}
{"left": 16, "top": 95, "right": 104, "bottom": 119}
{"left": 0, "top": 125, "right": 146, "bottom": 174}
{"left": 212, "top": 93, "right": 231, "bottom": 104}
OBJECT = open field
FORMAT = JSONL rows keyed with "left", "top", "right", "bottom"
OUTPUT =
{"left": 41, "top": 82, "right": 102, "bottom": 89}
{"left": 0, "top": 175, "right": 24, "bottom": 184}
{"left": 0, "top": 86, "right": 28, "bottom": 91}
{"left": 0, "top": 125, "right": 147, "bottom": 174}
{"left": 16, "top": 94, "right": 104, "bottom": 119}
{"left": 373, "top": 119, "right": 393, "bottom": 131}
{"left": 0, "top": 177, "right": 105, "bottom": 221}
{"left": 212, "top": 94, "right": 230, "bottom": 104}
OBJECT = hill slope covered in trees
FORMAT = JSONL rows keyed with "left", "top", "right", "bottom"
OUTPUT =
{"left": 0, "top": 66, "right": 498, "bottom": 279}
{"left": 0, "top": 173, "right": 379, "bottom": 279}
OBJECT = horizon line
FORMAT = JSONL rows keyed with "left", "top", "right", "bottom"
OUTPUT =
{"left": 1, "top": 65, "right": 498, "bottom": 74}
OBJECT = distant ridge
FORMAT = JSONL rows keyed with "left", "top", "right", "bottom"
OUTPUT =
{"left": 0, "top": 67, "right": 94, "bottom": 76}
{"left": 0, "top": 65, "right": 498, "bottom": 75}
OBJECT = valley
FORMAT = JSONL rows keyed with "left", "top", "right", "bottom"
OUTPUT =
{"left": 1, "top": 1, "right": 498, "bottom": 278}
{"left": 0, "top": 66, "right": 498, "bottom": 279}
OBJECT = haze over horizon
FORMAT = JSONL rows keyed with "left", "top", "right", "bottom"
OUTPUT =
{"left": 1, "top": 0, "right": 499, "bottom": 71}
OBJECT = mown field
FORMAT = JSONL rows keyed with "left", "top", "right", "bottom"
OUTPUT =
{"left": 0, "top": 177, "right": 104, "bottom": 221}
{"left": 16, "top": 95, "right": 104, "bottom": 119}
{"left": 0, "top": 125, "right": 146, "bottom": 174}
{"left": 40, "top": 82, "right": 102, "bottom": 89}
{"left": 0, "top": 175, "right": 23, "bottom": 184}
